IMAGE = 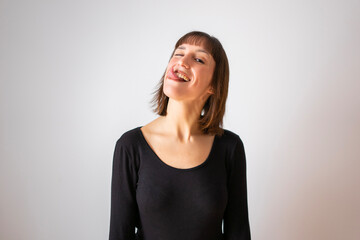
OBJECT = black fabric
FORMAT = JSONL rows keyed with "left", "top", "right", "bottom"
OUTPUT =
{"left": 109, "top": 126, "right": 251, "bottom": 240}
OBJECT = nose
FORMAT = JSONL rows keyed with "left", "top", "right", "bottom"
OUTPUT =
{"left": 177, "top": 55, "right": 190, "bottom": 69}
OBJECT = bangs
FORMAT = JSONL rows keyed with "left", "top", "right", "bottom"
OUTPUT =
{"left": 174, "top": 33, "right": 217, "bottom": 58}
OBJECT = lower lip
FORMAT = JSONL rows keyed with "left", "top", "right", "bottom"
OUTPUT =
{"left": 168, "top": 77, "right": 186, "bottom": 82}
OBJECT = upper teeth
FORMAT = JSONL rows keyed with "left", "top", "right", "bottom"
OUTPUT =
{"left": 176, "top": 72, "right": 190, "bottom": 81}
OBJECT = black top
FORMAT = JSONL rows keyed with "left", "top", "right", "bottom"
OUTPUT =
{"left": 109, "top": 126, "right": 251, "bottom": 240}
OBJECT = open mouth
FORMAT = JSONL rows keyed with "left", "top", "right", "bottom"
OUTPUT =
{"left": 175, "top": 72, "right": 190, "bottom": 82}
{"left": 168, "top": 67, "right": 191, "bottom": 82}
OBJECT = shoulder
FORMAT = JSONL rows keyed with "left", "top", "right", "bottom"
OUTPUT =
{"left": 220, "top": 129, "right": 246, "bottom": 172}
{"left": 115, "top": 126, "right": 142, "bottom": 151}
{"left": 218, "top": 128, "right": 244, "bottom": 149}
{"left": 112, "top": 127, "right": 142, "bottom": 169}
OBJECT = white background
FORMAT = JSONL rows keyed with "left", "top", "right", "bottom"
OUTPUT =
{"left": 1, "top": 0, "right": 359, "bottom": 239}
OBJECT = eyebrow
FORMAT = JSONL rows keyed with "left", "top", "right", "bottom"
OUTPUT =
{"left": 176, "top": 46, "right": 210, "bottom": 56}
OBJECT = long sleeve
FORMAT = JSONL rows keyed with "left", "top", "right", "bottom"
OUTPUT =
{"left": 109, "top": 138, "right": 140, "bottom": 240}
{"left": 223, "top": 135, "right": 251, "bottom": 240}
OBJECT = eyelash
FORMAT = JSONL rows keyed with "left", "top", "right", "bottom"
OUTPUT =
{"left": 174, "top": 54, "right": 205, "bottom": 64}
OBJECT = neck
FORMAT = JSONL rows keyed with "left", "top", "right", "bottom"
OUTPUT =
{"left": 160, "top": 98, "right": 204, "bottom": 143}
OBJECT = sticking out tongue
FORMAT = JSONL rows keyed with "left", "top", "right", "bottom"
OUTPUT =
{"left": 169, "top": 68, "right": 188, "bottom": 82}
{"left": 168, "top": 69, "right": 180, "bottom": 79}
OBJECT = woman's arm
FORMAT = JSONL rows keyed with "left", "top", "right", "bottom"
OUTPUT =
{"left": 109, "top": 138, "right": 139, "bottom": 240}
{"left": 223, "top": 135, "right": 251, "bottom": 239}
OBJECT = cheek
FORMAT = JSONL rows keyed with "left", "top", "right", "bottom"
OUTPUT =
{"left": 166, "top": 58, "right": 176, "bottom": 70}
{"left": 164, "top": 62, "right": 173, "bottom": 75}
{"left": 207, "top": 66, "right": 215, "bottom": 82}
{"left": 200, "top": 67, "right": 214, "bottom": 82}
{"left": 169, "top": 57, "right": 177, "bottom": 64}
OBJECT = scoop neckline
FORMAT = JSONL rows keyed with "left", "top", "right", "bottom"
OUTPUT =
{"left": 137, "top": 126, "right": 217, "bottom": 172}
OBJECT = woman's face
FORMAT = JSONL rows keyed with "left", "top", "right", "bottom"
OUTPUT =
{"left": 163, "top": 43, "right": 215, "bottom": 103}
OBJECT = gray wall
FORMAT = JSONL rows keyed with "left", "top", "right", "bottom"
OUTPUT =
{"left": 1, "top": 0, "right": 359, "bottom": 239}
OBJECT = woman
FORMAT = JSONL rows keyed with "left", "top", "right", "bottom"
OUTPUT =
{"left": 109, "top": 31, "right": 251, "bottom": 240}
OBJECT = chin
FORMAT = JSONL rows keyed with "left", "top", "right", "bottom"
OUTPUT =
{"left": 163, "top": 88, "right": 186, "bottom": 101}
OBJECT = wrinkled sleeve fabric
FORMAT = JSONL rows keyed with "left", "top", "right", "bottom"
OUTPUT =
{"left": 223, "top": 135, "right": 251, "bottom": 240}
{"left": 109, "top": 138, "right": 139, "bottom": 240}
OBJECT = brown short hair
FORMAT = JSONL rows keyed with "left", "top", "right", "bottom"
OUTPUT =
{"left": 150, "top": 31, "right": 229, "bottom": 137}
